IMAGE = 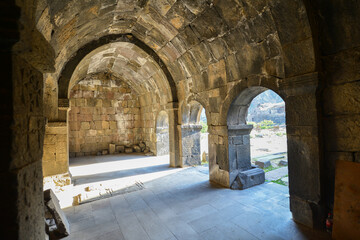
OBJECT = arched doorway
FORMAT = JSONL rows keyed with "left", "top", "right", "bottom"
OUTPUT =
{"left": 227, "top": 87, "right": 288, "bottom": 190}
{"left": 247, "top": 90, "right": 288, "bottom": 186}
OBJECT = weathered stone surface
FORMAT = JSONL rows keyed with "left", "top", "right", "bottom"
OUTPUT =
{"left": 133, "top": 145, "right": 141, "bottom": 153}
{"left": 116, "top": 145, "right": 125, "bottom": 153}
{"left": 279, "top": 160, "right": 288, "bottom": 166}
{"left": 109, "top": 144, "right": 115, "bottom": 154}
{"left": 125, "top": 147, "right": 133, "bottom": 153}
{"left": 69, "top": 78, "right": 141, "bottom": 156}
{"left": 102, "top": 150, "right": 108, "bottom": 155}
{"left": 323, "top": 82, "right": 360, "bottom": 115}
{"left": 181, "top": 124, "right": 202, "bottom": 166}
{"left": 255, "top": 159, "right": 271, "bottom": 169}
{"left": 139, "top": 142, "right": 146, "bottom": 152}
{"left": 44, "top": 189, "right": 70, "bottom": 238}
{"left": 230, "top": 168, "right": 265, "bottom": 190}
{"left": 43, "top": 122, "right": 69, "bottom": 177}
{"left": 8, "top": 0, "right": 360, "bottom": 237}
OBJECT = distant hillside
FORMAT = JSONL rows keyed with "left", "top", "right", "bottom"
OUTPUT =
{"left": 247, "top": 90, "right": 286, "bottom": 125}
{"left": 248, "top": 90, "right": 283, "bottom": 113}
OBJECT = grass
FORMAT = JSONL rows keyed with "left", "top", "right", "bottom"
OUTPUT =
{"left": 271, "top": 178, "right": 287, "bottom": 186}
{"left": 263, "top": 165, "right": 282, "bottom": 172}
{"left": 271, "top": 175, "right": 288, "bottom": 186}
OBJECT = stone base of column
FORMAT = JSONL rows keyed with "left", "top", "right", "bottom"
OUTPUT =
{"left": 290, "top": 196, "right": 326, "bottom": 229}
{"left": 230, "top": 167, "right": 265, "bottom": 190}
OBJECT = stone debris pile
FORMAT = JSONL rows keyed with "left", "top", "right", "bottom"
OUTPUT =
{"left": 94, "top": 142, "right": 153, "bottom": 156}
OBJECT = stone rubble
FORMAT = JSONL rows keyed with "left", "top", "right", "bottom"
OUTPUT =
{"left": 44, "top": 189, "right": 70, "bottom": 238}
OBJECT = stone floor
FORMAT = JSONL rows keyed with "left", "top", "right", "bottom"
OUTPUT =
{"left": 62, "top": 154, "right": 330, "bottom": 240}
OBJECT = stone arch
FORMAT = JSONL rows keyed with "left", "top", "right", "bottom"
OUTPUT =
{"left": 178, "top": 100, "right": 208, "bottom": 167}
{"left": 220, "top": 76, "right": 288, "bottom": 126}
{"left": 57, "top": 34, "right": 178, "bottom": 103}
{"left": 226, "top": 86, "right": 286, "bottom": 190}
{"left": 186, "top": 94, "right": 211, "bottom": 125}
{"left": 156, "top": 111, "right": 170, "bottom": 157}
{"left": 222, "top": 74, "right": 323, "bottom": 227}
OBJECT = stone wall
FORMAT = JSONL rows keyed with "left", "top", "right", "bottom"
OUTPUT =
{"left": 156, "top": 127, "right": 170, "bottom": 156}
{"left": 313, "top": 0, "right": 360, "bottom": 210}
{"left": 139, "top": 93, "right": 161, "bottom": 153}
{"left": 42, "top": 122, "right": 68, "bottom": 176}
{"left": 7, "top": 0, "right": 360, "bottom": 238}
{"left": 68, "top": 78, "right": 141, "bottom": 156}
{"left": 180, "top": 125, "right": 202, "bottom": 166}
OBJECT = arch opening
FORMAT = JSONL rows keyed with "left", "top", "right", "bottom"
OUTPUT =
{"left": 180, "top": 101, "right": 209, "bottom": 167}
{"left": 227, "top": 87, "right": 288, "bottom": 191}
{"left": 247, "top": 90, "right": 288, "bottom": 186}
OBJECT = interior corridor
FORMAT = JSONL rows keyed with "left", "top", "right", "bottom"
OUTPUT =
{"left": 62, "top": 154, "right": 329, "bottom": 240}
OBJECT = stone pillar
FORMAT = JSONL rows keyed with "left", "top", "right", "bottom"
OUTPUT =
{"left": 42, "top": 98, "right": 71, "bottom": 185}
{"left": 167, "top": 102, "right": 181, "bottom": 167}
{"left": 228, "top": 125, "right": 265, "bottom": 190}
{"left": 180, "top": 124, "right": 202, "bottom": 166}
{"left": 208, "top": 125, "right": 230, "bottom": 187}
{"left": 42, "top": 122, "right": 70, "bottom": 178}
{"left": 280, "top": 72, "right": 324, "bottom": 228}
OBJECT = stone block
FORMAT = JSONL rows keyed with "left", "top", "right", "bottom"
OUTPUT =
{"left": 230, "top": 167, "right": 265, "bottom": 190}
{"left": 116, "top": 145, "right": 125, "bottom": 153}
{"left": 102, "top": 121, "right": 109, "bottom": 129}
{"left": 44, "top": 189, "right": 70, "bottom": 238}
{"left": 125, "top": 147, "right": 133, "bottom": 153}
{"left": 232, "top": 136, "right": 243, "bottom": 145}
{"left": 139, "top": 142, "right": 146, "bottom": 152}
{"left": 102, "top": 150, "right": 108, "bottom": 155}
{"left": 133, "top": 145, "right": 141, "bottom": 153}
{"left": 255, "top": 159, "right": 271, "bottom": 169}
{"left": 279, "top": 160, "right": 288, "bottom": 166}
{"left": 109, "top": 144, "right": 115, "bottom": 154}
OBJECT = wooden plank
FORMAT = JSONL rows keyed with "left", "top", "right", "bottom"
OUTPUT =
{"left": 333, "top": 160, "right": 360, "bottom": 239}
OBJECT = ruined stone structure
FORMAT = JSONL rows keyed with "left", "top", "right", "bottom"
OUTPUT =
{"left": 2, "top": 0, "right": 360, "bottom": 238}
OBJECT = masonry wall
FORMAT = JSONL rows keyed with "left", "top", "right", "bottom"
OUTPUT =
{"left": 42, "top": 122, "right": 68, "bottom": 176}
{"left": 68, "top": 78, "right": 141, "bottom": 156}
{"left": 139, "top": 93, "right": 161, "bottom": 153}
{"left": 312, "top": 0, "right": 360, "bottom": 209}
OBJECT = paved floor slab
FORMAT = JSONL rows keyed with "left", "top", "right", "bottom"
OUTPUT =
{"left": 62, "top": 154, "right": 329, "bottom": 240}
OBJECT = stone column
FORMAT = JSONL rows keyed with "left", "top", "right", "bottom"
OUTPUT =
{"left": 228, "top": 125, "right": 265, "bottom": 190}
{"left": 208, "top": 125, "right": 230, "bottom": 187}
{"left": 280, "top": 72, "right": 324, "bottom": 228}
{"left": 42, "top": 98, "right": 71, "bottom": 185}
{"left": 167, "top": 102, "right": 181, "bottom": 167}
{"left": 42, "top": 122, "right": 70, "bottom": 178}
{"left": 180, "top": 124, "right": 202, "bottom": 166}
